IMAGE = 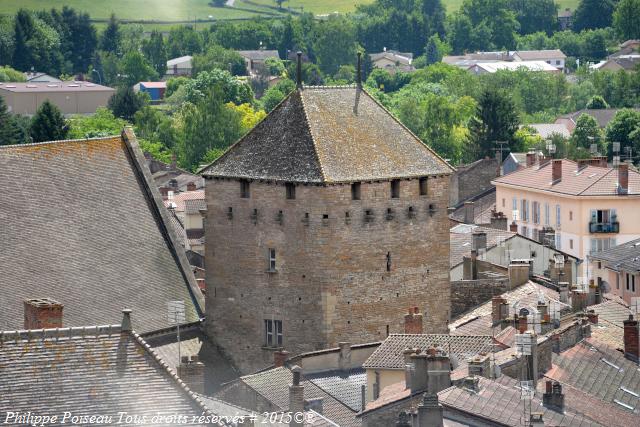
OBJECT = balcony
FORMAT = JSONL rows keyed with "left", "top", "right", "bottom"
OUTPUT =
{"left": 589, "top": 221, "right": 619, "bottom": 233}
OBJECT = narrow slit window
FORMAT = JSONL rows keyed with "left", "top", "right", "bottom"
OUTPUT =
{"left": 240, "top": 180, "right": 250, "bottom": 198}
{"left": 285, "top": 183, "right": 296, "bottom": 200}
{"left": 419, "top": 177, "right": 428, "bottom": 196}
{"left": 351, "top": 182, "right": 361, "bottom": 200}
{"left": 268, "top": 248, "right": 276, "bottom": 271}
{"left": 391, "top": 180, "right": 400, "bottom": 198}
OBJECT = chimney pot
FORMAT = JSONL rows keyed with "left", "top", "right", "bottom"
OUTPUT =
{"left": 274, "top": 349, "right": 290, "bottom": 368}
{"left": 339, "top": 342, "right": 352, "bottom": 372}
{"left": 178, "top": 356, "right": 205, "bottom": 394}
{"left": 356, "top": 52, "right": 362, "bottom": 88}
{"left": 186, "top": 181, "right": 196, "bottom": 191}
{"left": 619, "top": 164, "right": 629, "bottom": 194}
{"left": 404, "top": 308, "right": 424, "bottom": 334}
{"left": 23, "top": 298, "right": 63, "bottom": 329}
{"left": 526, "top": 152, "right": 536, "bottom": 167}
{"left": 552, "top": 160, "right": 562, "bottom": 183}
{"left": 289, "top": 365, "right": 304, "bottom": 427}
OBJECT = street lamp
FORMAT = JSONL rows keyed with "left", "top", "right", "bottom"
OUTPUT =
{"left": 91, "top": 69, "right": 102, "bottom": 85}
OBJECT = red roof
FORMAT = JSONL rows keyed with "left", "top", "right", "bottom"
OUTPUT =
{"left": 493, "top": 159, "right": 640, "bottom": 196}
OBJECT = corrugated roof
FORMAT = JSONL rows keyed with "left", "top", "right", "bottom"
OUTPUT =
{"left": 0, "top": 132, "right": 203, "bottom": 333}
{"left": 493, "top": 159, "right": 640, "bottom": 196}
{"left": 201, "top": 87, "right": 452, "bottom": 183}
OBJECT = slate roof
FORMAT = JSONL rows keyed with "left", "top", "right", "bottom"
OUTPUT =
{"left": 590, "top": 238, "right": 640, "bottom": 272}
{"left": 556, "top": 109, "right": 637, "bottom": 130}
{"left": 201, "top": 87, "right": 452, "bottom": 183}
{"left": 185, "top": 198, "right": 207, "bottom": 215}
{"left": 167, "top": 55, "right": 192, "bottom": 66}
{"left": 0, "top": 325, "right": 218, "bottom": 425}
{"left": 238, "top": 50, "right": 280, "bottom": 61}
{"left": 450, "top": 224, "right": 515, "bottom": 268}
{"left": 226, "top": 367, "right": 360, "bottom": 427}
{"left": 449, "top": 189, "right": 497, "bottom": 224}
{"left": 493, "top": 159, "right": 640, "bottom": 196}
{"left": 363, "top": 334, "right": 495, "bottom": 370}
{"left": 545, "top": 339, "right": 640, "bottom": 422}
{"left": 305, "top": 368, "right": 367, "bottom": 411}
{"left": 370, "top": 50, "right": 413, "bottom": 66}
{"left": 0, "top": 131, "right": 203, "bottom": 333}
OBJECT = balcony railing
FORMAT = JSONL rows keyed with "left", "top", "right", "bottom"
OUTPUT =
{"left": 589, "top": 221, "right": 619, "bottom": 233}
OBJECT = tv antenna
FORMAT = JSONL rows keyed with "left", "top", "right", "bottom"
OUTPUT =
{"left": 168, "top": 300, "right": 186, "bottom": 373}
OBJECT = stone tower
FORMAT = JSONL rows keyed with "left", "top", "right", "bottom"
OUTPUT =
{"left": 202, "top": 66, "right": 453, "bottom": 373}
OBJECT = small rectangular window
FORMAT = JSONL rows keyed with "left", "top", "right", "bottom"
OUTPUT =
{"left": 240, "top": 180, "right": 250, "bottom": 198}
{"left": 502, "top": 198, "right": 505, "bottom": 208}
{"left": 556, "top": 205, "right": 561, "bottom": 228}
{"left": 419, "top": 177, "right": 428, "bottom": 196}
{"left": 268, "top": 248, "right": 276, "bottom": 271}
{"left": 627, "top": 274, "right": 630, "bottom": 290}
{"left": 391, "top": 180, "right": 400, "bottom": 199}
{"left": 570, "top": 239, "right": 574, "bottom": 250}
{"left": 264, "top": 319, "right": 283, "bottom": 347}
{"left": 285, "top": 183, "right": 296, "bottom": 200}
{"left": 264, "top": 319, "right": 273, "bottom": 346}
{"left": 569, "top": 211, "right": 573, "bottom": 221}
{"left": 351, "top": 182, "right": 361, "bottom": 200}
{"left": 275, "top": 320, "right": 283, "bottom": 346}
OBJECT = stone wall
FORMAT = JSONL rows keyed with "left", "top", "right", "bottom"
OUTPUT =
{"left": 205, "top": 176, "right": 451, "bottom": 373}
{"left": 450, "top": 278, "right": 510, "bottom": 318}
{"left": 449, "top": 158, "right": 498, "bottom": 206}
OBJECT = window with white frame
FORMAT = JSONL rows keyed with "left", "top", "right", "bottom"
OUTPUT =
{"left": 264, "top": 319, "right": 283, "bottom": 347}
{"left": 268, "top": 248, "right": 276, "bottom": 271}
{"left": 521, "top": 199, "right": 529, "bottom": 222}
{"left": 544, "top": 203, "right": 550, "bottom": 226}
{"left": 532, "top": 201, "right": 540, "bottom": 224}
{"left": 512, "top": 197, "right": 517, "bottom": 211}
{"left": 590, "top": 238, "right": 617, "bottom": 254}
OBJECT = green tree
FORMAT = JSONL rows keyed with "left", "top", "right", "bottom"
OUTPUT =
{"left": 573, "top": 0, "right": 616, "bottom": 31}
{"left": 586, "top": 95, "right": 609, "bottom": 109}
{"left": 166, "top": 76, "right": 189, "bottom": 97}
{"left": 425, "top": 36, "right": 439, "bottom": 65}
{"left": 0, "top": 66, "right": 26, "bottom": 82}
{"left": 572, "top": 114, "right": 603, "bottom": 151}
{"left": 30, "top": 100, "right": 68, "bottom": 142}
{"left": 0, "top": 96, "right": 24, "bottom": 145}
{"left": 192, "top": 45, "right": 246, "bottom": 76}
{"left": 12, "top": 9, "right": 34, "bottom": 71}
{"left": 0, "top": 16, "right": 15, "bottom": 65}
{"left": 108, "top": 86, "right": 147, "bottom": 121}
{"left": 313, "top": 15, "right": 358, "bottom": 75}
{"left": 614, "top": 0, "right": 640, "bottom": 40}
{"left": 459, "top": 0, "right": 519, "bottom": 50}
{"left": 118, "top": 51, "right": 158, "bottom": 86}
{"left": 67, "top": 107, "right": 127, "bottom": 139}
{"left": 261, "top": 79, "right": 295, "bottom": 112}
{"left": 422, "top": 0, "right": 447, "bottom": 37}
{"left": 606, "top": 109, "right": 640, "bottom": 158}
{"left": 512, "top": 0, "right": 558, "bottom": 35}
{"left": 167, "top": 26, "right": 202, "bottom": 58}
{"left": 184, "top": 69, "right": 254, "bottom": 105}
{"left": 142, "top": 30, "right": 168, "bottom": 76}
{"left": 469, "top": 88, "right": 519, "bottom": 160}
{"left": 99, "top": 14, "right": 120, "bottom": 54}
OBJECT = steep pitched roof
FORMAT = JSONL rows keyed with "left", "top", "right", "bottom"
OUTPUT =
{"left": 493, "top": 159, "right": 640, "bottom": 196}
{"left": 590, "top": 237, "right": 640, "bottom": 271}
{"left": 0, "top": 131, "right": 203, "bottom": 333}
{"left": 0, "top": 324, "right": 218, "bottom": 423}
{"left": 201, "top": 87, "right": 452, "bottom": 183}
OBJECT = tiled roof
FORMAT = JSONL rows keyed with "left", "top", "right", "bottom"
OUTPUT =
{"left": 449, "top": 223, "right": 515, "bottom": 267}
{"left": 238, "top": 50, "right": 280, "bottom": 61}
{"left": 524, "top": 123, "right": 571, "bottom": 139}
{"left": 514, "top": 49, "right": 567, "bottom": 60}
{"left": 185, "top": 198, "right": 207, "bottom": 215}
{"left": 235, "top": 367, "right": 360, "bottom": 427}
{"left": 0, "top": 132, "right": 203, "bottom": 333}
{"left": 449, "top": 189, "right": 496, "bottom": 224}
{"left": 556, "top": 109, "right": 638, "bottom": 129}
{"left": 545, "top": 339, "right": 640, "bottom": 420}
{"left": 370, "top": 51, "right": 413, "bottom": 66}
{"left": 0, "top": 325, "right": 218, "bottom": 424}
{"left": 306, "top": 368, "right": 367, "bottom": 411}
{"left": 439, "top": 375, "right": 602, "bottom": 426}
{"left": 140, "top": 81, "right": 167, "bottom": 89}
{"left": 591, "top": 238, "right": 640, "bottom": 272}
{"left": 493, "top": 159, "right": 640, "bottom": 196}
{"left": 165, "top": 190, "right": 206, "bottom": 212}
{"left": 201, "top": 87, "right": 452, "bottom": 183}
{"left": 363, "top": 334, "right": 495, "bottom": 370}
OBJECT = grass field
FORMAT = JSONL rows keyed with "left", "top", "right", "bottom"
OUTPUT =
{"left": 0, "top": 0, "right": 581, "bottom": 23}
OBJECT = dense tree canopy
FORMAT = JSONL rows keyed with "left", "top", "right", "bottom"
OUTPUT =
{"left": 30, "top": 100, "right": 68, "bottom": 142}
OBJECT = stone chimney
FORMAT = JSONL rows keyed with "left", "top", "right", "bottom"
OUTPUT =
{"left": 462, "top": 376, "right": 480, "bottom": 393}
{"left": 472, "top": 231, "right": 487, "bottom": 253}
{"left": 338, "top": 342, "right": 352, "bottom": 372}
{"left": 552, "top": 160, "right": 562, "bottom": 183}
{"left": 404, "top": 307, "right": 424, "bottom": 334}
{"left": 619, "top": 164, "right": 629, "bottom": 195}
{"left": 492, "top": 296, "right": 509, "bottom": 325}
{"left": 178, "top": 355, "right": 205, "bottom": 394}
{"left": 469, "top": 249, "right": 478, "bottom": 280}
{"left": 467, "top": 354, "right": 491, "bottom": 378}
{"left": 558, "top": 282, "right": 569, "bottom": 304}
{"left": 186, "top": 181, "right": 197, "bottom": 191}
{"left": 410, "top": 348, "right": 451, "bottom": 395}
{"left": 509, "top": 262, "right": 530, "bottom": 288}
{"left": 509, "top": 221, "right": 518, "bottom": 232}
{"left": 526, "top": 152, "right": 536, "bottom": 167}
{"left": 542, "top": 380, "right": 564, "bottom": 412}
{"left": 530, "top": 413, "right": 545, "bottom": 426}
{"left": 417, "top": 393, "right": 443, "bottom": 427}
{"left": 410, "top": 353, "right": 429, "bottom": 393}
{"left": 623, "top": 315, "right": 639, "bottom": 363}
{"left": 490, "top": 210, "right": 508, "bottom": 231}
{"left": 464, "top": 201, "right": 474, "bottom": 224}
{"left": 24, "top": 298, "right": 63, "bottom": 329}
{"left": 274, "top": 349, "right": 289, "bottom": 368}
{"left": 404, "top": 348, "right": 417, "bottom": 390}
{"left": 571, "top": 288, "right": 587, "bottom": 312}
{"left": 289, "top": 366, "right": 304, "bottom": 427}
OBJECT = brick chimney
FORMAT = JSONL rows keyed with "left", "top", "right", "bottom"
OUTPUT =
{"left": 338, "top": 342, "right": 352, "bottom": 372}
{"left": 552, "top": 160, "right": 562, "bottom": 183}
{"left": 492, "top": 296, "right": 508, "bottom": 325}
{"left": 186, "top": 181, "right": 197, "bottom": 191}
{"left": 517, "top": 314, "right": 528, "bottom": 334}
{"left": 510, "top": 221, "right": 518, "bottom": 232}
{"left": 586, "top": 310, "right": 598, "bottom": 324}
{"left": 178, "top": 355, "right": 205, "bottom": 394}
{"left": 24, "top": 298, "right": 63, "bottom": 329}
{"left": 274, "top": 349, "right": 289, "bottom": 367}
{"left": 289, "top": 366, "right": 304, "bottom": 427}
{"left": 619, "top": 164, "right": 629, "bottom": 195}
{"left": 571, "top": 289, "right": 587, "bottom": 312}
{"left": 417, "top": 393, "right": 443, "bottom": 427}
{"left": 464, "top": 201, "right": 474, "bottom": 224}
{"left": 594, "top": 156, "right": 608, "bottom": 168}
{"left": 623, "top": 315, "right": 639, "bottom": 363}
{"left": 542, "top": 380, "right": 564, "bottom": 412}
{"left": 526, "top": 152, "right": 536, "bottom": 167}
{"left": 404, "top": 307, "right": 424, "bottom": 334}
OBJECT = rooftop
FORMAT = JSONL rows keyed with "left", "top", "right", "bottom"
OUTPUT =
{"left": 167, "top": 55, "right": 192, "bottom": 66}
{"left": 524, "top": 123, "right": 571, "bottom": 139}
{"left": 492, "top": 159, "right": 640, "bottom": 196}
{"left": 470, "top": 61, "right": 560, "bottom": 73}
{"left": 0, "top": 131, "right": 203, "bottom": 333}
{"left": 0, "top": 81, "right": 114, "bottom": 93}
{"left": 590, "top": 237, "right": 640, "bottom": 272}
{"left": 237, "top": 50, "right": 280, "bottom": 61}
{"left": 513, "top": 49, "right": 567, "bottom": 60}
{"left": 450, "top": 223, "right": 515, "bottom": 268}
{"left": 201, "top": 86, "right": 452, "bottom": 183}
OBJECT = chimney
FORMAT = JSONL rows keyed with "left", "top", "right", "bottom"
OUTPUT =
{"left": 417, "top": 393, "right": 443, "bottom": 427}
{"left": 404, "top": 307, "right": 424, "bottom": 334}
{"left": 552, "top": 160, "right": 562, "bottom": 183}
{"left": 170, "top": 153, "right": 177, "bottom": 170}
{"left": 472, "top": 231, "right": 487, "bottom": 253}
{"left": 121, "top": 308, "right": 132, "bottom": 332}
{"left": 586, "top": 309, "right": 598, "bottom": 324}
{"left": 404, "top": 348, "right": 417, "bottom": 390}
{"left": 509, "top": 262, "right": 530, "bottom": 288}
{"left": 462, "top": 376, "right": 480, "bottom": 393}
{"left": 623, "top": 315, "right": 639, "bottom": 363}
{"left": 469, "top": 249, "right": 478, "bottom": 280}
{"left": 595, "top": 156, "right": 608, "bottom": 167}
{"left": 558, "top": 282, "right": 569, "bottom": 304}
{"left": 517, "top": 314, "right": 528, "bottom": 334}
{"left": 24, "top": 298, "right": 63, "bottom": 329}
{"left": 186, "top": 181, "right": 196, "bottom": 191}
{"left": 510, "top": 221, "right": 518, "bottom": 232}
{"left": 178, "top": 355, "right": 205, "bottom": 394}
{"left": 464, "top": 201, "right": 474, "bottom": 224}
{"left": 467, "top": 354, "right": 491, "bottom": 378}
{"left": 571, "top": 288, "right": 587, "bottom": 312}
{"left": 396, "top": 412, "right": 411, "bottom": 427}
{"left": 538, "top": 301, "right": 550, "bottom": 323}
{"left": 619, "top": 164, "right": 629, "bottom": 194}
{"left": 526, "top": 152, "right": 536, "bottom": 167}
{"left": 542, "top": 380, "right": 564, "bottom": 412}
{"left": 289, "top": 366, "right": 304, "bottom": 427}
{"left": 338, "top": 342, "right": 352, "bottom": 372}
{"left": 296, "top": 51, "right": 303, "bottom": 89}
{"left": 410, "top": 353, "right": 429, "bottom": 393}
{"left": 530, "top": 413, "right": 545, "bottom": 426}
{"left": 490, "top": 210, "right": 508, "bottom": 230}
{"left": 492, "top": 296, "right": 508, "bottom": 325}
{"left": 274, "top": 349, "right": 289, "bottom": 368}
{"left": 356, "top": 52, "right": 362, "bottom": 88}
{"left": 410, "top": 349, "right": 451, "bottom": 394}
